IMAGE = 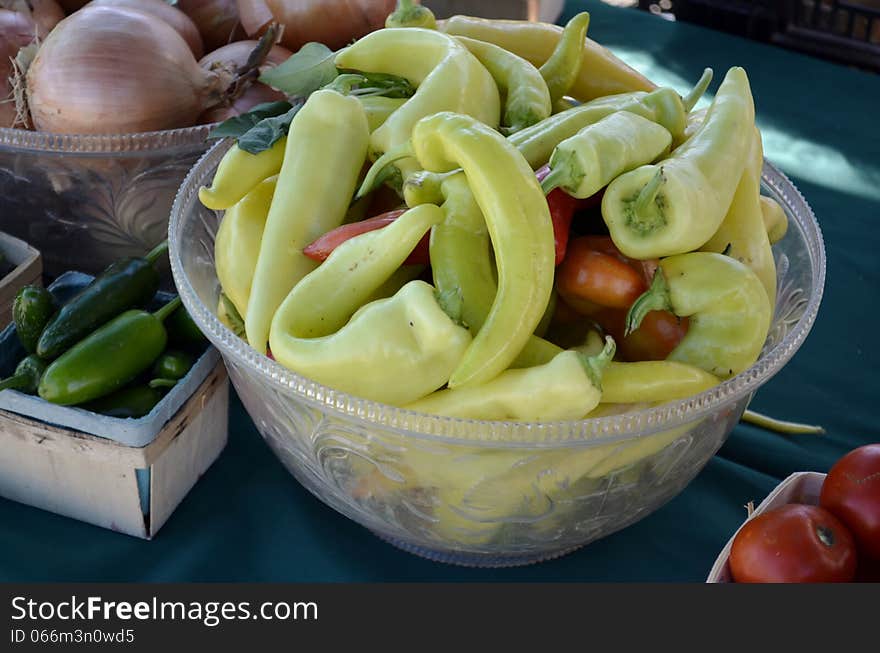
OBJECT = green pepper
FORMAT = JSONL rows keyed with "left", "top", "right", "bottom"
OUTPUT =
{"left": 38, "top": 297, "right": 179, "bottom": 406}
{"left": 335, "top": 28, "right": 500, "bottom": 182}
{"left": 409, "top": 112, "right": 555, "bottom": 388}
{"left": 270, "top": 280, "right": 471, "bottom": 406}
{"left": 626, "top": 252, "right": 771, "bottom": 379}
{"left": 13, "top": 285, "right": 58, "bottom": 354}
{"left": 508, "top": 68, "right": 712, "bottom": 169}
{"left": 701, "top": 128, "right": 777, "bottom": 308}
{"left": 152, "top": 350, "right": 195, "bottom": 381}
{"left": 0, "top": 355, "right": 47, "bottom": 394}
{"left": 453, "top": 35, "right": 552, "bottom": 135}
{"left": 198, "top": 136, "right": 286, "bottom": 211}
{"left": 82, "top": 384, "right": 163, "bottom": 419}
{"left": 214, "top": 175, "right": 275, "bottom": 318}
{"left": 602, "top": 67, "right": 756, "bottom": 259}
{"left": 36, "top": 241, "right": 168, "bottom": 361}
{"left": 405, "top": 337, "right": 614, "bottom": 420}
{"left": 245, "top": 89, "right": 369, "bottom": 354}
{"left": 165, "top": 305, "right": 207, "bottom": 348}
{"left": 538, "top": 12, "right": 590, "bottom": 106}
{"left": 540, "top": 111, "right": 672, "bottom": 199}
{"left": 270, "top": 204, "right": 444, "bottom": 340}
{"left": 385, "top": 0, "right": 436, "bottom": 29}
{"left": 601, "top": 360, "right": 719, "bottom": 404}
{"left": 359, "top": 96, "right": 407, "bottom": 132}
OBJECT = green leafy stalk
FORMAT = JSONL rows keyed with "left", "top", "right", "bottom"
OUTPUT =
{"left": 259, "top": 42, "right": 340, "bottom": 97}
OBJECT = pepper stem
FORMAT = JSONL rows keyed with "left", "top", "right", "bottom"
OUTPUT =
{"left": 356, "top": 142, "right": 415, "bottom": 199}
{"left": 625, "top": 268, "right": 673, "bottom": 336}
{"left": 682, "top": 68, "right": 714, "bottom": 113}
{"left": 0, "top": 374, "right": 25, "bottom": 392}
{"left": 634, "top": 168, "right": 665, "bottom": 215}
{"left": 742, "top": 410, "right": 826, "bottom": 435}
{"left": 577, "top": 335, "right": 616, "bottom": 391}
{"left": 145, "top": 240, "right": 169, "bottom": 265}
{"left": 154, "top": 297, "right": 182, "bottom": 323}
{"left": 539, "top": 165, "right": 569, "bottom": 196}
{"left": 149, "top": 378, "right": 178, "bottom": 390}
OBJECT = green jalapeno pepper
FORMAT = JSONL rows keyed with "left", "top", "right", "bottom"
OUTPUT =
{"left": 199, "top": 136, "right": 286, "bottom": 211}
{"left": 335, "top": 28, "right": 500, "bottom": 181}
{"left": 245, "top": 90, "right": 369, "bottom": 353}
{"left": 601, "top": 360, "right": 719, "bottom": 404}
{"left": 0, "top": 355, "right": 47, "bottom": 394}
{"left": 602, "top": 67, "right": 756, "bottom": 259}
{"left": 37, "top": 241, "right": 168, "bottom": 361}
{"left": 541, "top": 111, "right": 672, "bottom": 199}
{"left": 82, "top": 384, "right": 163, "bottom": 419}
{"left": 13, "top": 285, "right": 57, "bottom": 355}
{"left": 166, "top": 305, "right": 207, "bottom": 348}
{"left": 626, "top": 252, "right": 771, "bottom": 379}
{"left": 439, "top": 14, "right": 655, "bottom": 101}
{"left": 538, "top": 12, "right": 590, "bottom": 106}
{"left": 271, "top": 280, "right": 471, "bottom": 406}
{"left": 152, "top": 350, "right": 196, "bottom": 381}
{"left": 509, "top": 68, "right": 712, "bottom": 169}
{"left": 701, "top": 128, "right": 777, "bottom": 308}
{"left": 214, "top": 175, "right": 275, "bottom": 318}
{"left": 270, "top": 204, "right": 444, "bottom": 340}
{"left": 409, "top": 112, "right": 555, "bottom": 388}
{"left": 405, "top": 337, "right": 614, "bottom": 421}
{"left": 359, "top": 96, "right": 407, "bottom": 132}
{"left": 453, "top": 35, "right": 551, "bottom": 135}
{"left": 385, "top": 0, "right": 436, "bottom": 29}
{"left": 38, "top": 297, "right": 179, "bottom": 406}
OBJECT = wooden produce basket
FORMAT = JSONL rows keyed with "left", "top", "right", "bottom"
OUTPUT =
{"left": 0, "top": 363, "right": 229, "bottom": 540}
{"left": 707, "top": 472, "right": 827, "bottom": 583}
{"left": 0, "top": 231, "right": 42, "bottom": 328}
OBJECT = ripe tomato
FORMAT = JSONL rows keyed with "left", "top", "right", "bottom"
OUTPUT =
{"left": 591, "top": 307, "right": 688, "bottom": 362}
{"left": 556, "top": 238, "right": 647, "bottom": 313}
{"left": 820, "top": 444, "right": 880, "bottom": 560}
{"left": 729, "top": 504, "right": 857, "bottom": 583}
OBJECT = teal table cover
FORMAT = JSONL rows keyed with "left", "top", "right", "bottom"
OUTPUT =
{"left": 1, "top": 0, "right": 877, "bottom": 582}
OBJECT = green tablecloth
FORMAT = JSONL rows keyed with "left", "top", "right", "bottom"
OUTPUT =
{"left": 1, "top": 1, "right": 877, "bottom": 583}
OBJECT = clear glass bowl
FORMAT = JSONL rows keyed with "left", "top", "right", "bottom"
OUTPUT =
{"left": 0, "top": 126, "right": 212, "bottom": 278}
{"left": 169, "top": 139, "right": 826, "bottom": 567}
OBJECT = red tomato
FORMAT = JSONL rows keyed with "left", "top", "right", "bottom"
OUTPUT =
{"left": 820, "top": 444, "right": 880, "bottom": 561}
{"left": 302, "top": 209, "right": 429, "bottom": 266}
{"left": 590, "top": 307, "right": 688, "bottom": 362}
{"left": 729, "top": 504, "right": 858, "bottom": 583}
{"left": 556, "top": 238, "right": 647, "bottom": 312}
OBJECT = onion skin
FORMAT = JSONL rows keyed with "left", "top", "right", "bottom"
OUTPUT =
{"left": 1, "top": 8, "right": 39, "bottom": 127}
{"left": 197, "top": 40, "right": 291, "bottom": 124}
{"left": 176, "top": 0, "right": 244, "bottom": 52}
{"left": 27, "top": 5, "right": 228, "bottom": 134}
{"left": 237, "top": 0, "right": 397, "bottom": 51}
{"left": 1, "top": 0, "right": 64, "bottom": 38}
{"left": 87, "top": 0, "right": 205, "bottom": 58}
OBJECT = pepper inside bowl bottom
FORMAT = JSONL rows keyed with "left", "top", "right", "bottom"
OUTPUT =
{"left": 169, "top": 140, "right": 825, "bottom": 567}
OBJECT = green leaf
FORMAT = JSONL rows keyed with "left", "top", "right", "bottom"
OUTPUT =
{"left": 236, "top": 104, "right": 302, "bottom": 155}
{"left": 259, "top": 42, "right": 339, "bottom": 96}
{"left": 208, "top": 101, "right": 293, "bottom": 141}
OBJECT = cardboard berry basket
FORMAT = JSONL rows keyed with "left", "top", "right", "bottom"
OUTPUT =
{"left": 0, "top": 272, "right": 229, "bottom": 539}
{"left": 707, "top": 471, "right": 827, "bottom": 582}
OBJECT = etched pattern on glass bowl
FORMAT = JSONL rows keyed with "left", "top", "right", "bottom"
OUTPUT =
{"left": 169, "top": 140, "right": 826, "bottom": 567}
{"left": 0, "top": 126, "right": 212, "bottom": 278}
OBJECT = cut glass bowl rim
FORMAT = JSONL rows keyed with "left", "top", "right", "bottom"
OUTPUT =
{"left": 0, "top": 124, "right": 213, "bottom": 154}
{"left": 169, "top": 139, "right": 826, "bottom": 448}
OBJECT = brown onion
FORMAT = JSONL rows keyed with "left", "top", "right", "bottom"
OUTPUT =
{"left": 1, "top": 8, "right": 39, "bottom": 127}
{"left": 176, "top": 0, "right": 244, "bottom": 52}
{"left": 197, "top": 39, "right": 291, "bottom": 123}
{"left": 0, "top": 0, "right": 64, "bottom": 38}
{"left": 237, "top": 0, "right": 396, "bottom": 52}
{"left": 27, "top": 5, "right": 233, "bottom": 133}
{"left": 87, "top": 0, "right": 204, "bottom": 58}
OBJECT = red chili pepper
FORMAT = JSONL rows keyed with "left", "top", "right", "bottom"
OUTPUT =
{"left": 535, "top": 165, "right": 604, "bottom": 265}
{"left": 302, "top": 209, "right": 430, "bottom": 265}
